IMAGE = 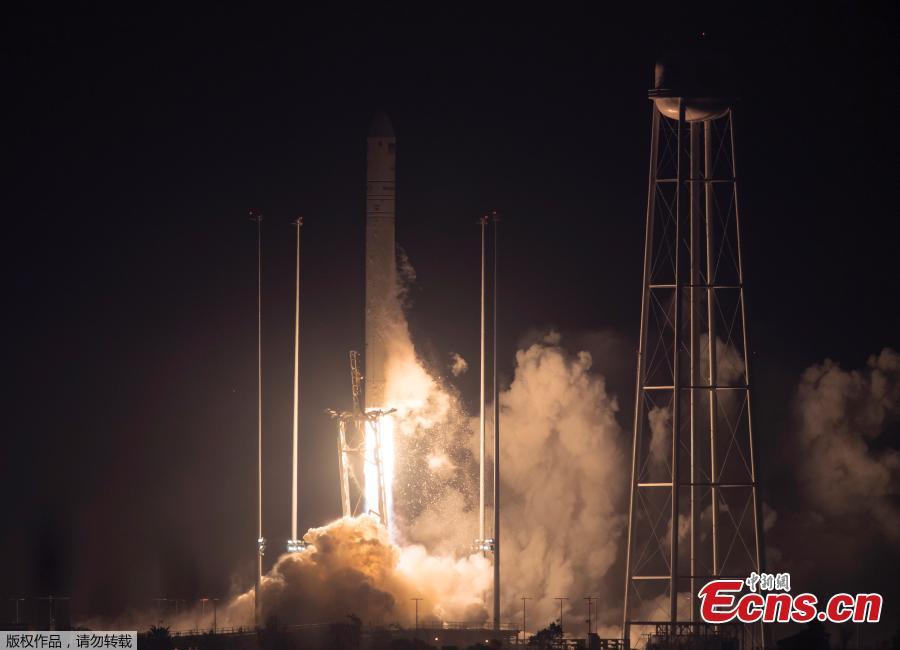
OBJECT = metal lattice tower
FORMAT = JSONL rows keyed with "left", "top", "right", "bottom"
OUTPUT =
{"left": 622, "top": 53, "right": 765, "bottom": 647}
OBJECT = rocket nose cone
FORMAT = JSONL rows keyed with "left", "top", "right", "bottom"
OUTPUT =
{"left": 369, "top": 111, "right": 395, "bottom": 138}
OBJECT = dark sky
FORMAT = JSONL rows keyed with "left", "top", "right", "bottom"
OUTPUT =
{"left": 4, "top": 5, "right": 899, "bottom": 631}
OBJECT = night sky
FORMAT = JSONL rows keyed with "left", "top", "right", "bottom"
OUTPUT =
{"left": 4, "top": 5, "right": 899, "bottom": 633}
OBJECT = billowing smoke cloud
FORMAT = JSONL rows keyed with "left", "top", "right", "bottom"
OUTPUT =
{"left": 793, "top": 348, "right": 900, "bottom": 539}
{"left": 220, "top": 516, "right": 491, "bottom": 627}
{"left": 385, "top": 330, "right": 627, "bottom": 627}
{"left": 449, "top": 352, "right": 468, "bottom": 377}
{"left": 210, "top": 324, "right": 897, "bottom": 635}
{"left": 394, "top": 333, "right": 627, "bottom": 622}
{"left": 111, "top": 516, "right": 490, "bottom": 632}
{"left": 497, "top": 332, "right": 625, "bottom": 624}
{"left": 648, "top": 404, "right": 671, "bottom": 466}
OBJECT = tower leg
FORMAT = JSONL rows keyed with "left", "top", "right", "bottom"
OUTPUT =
{"left": 729, "top": 109, "right": 768, "bottom": 647}
{"left": 688, "top": 121, "right": 703, "bottom": 625}
{"left": 622, "top": 106, "right": 660, "bottom": 647}
{"left": 669, "top": 99, "right": 687, "bottom": 625}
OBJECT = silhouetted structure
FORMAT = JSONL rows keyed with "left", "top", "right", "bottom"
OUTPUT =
{"left": 774, "top": 622, "right": 829, "bottom": 650}
{"left": 138, "top": 620, "right": 515, "bottom": 650}
{"left": 623, "top": 41, "right": 765, "bottom": 649}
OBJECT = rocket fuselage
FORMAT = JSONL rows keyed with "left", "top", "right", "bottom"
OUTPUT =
{"left": 365, "top": 113, "right": 396, "bottom": 409}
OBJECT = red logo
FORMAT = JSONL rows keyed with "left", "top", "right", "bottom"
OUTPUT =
{"left": 698, "top": 574, "right": 882, "bottom": 624}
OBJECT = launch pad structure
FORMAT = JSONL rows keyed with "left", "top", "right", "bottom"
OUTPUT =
{"left": 328, "top": 351, "right": 394, "bottom": 528}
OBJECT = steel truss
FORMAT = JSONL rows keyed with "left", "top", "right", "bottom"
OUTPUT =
{"left": 623, "top": 101, "right": 765, "bottom": 648}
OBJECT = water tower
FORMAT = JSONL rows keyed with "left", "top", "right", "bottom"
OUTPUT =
{"left": 621, "top": 46, "right": 765, "bottom": 647}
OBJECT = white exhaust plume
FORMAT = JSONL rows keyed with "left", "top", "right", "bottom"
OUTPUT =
{"left": 387, "top": 330, "right": 628, "bottom": 626}
{"left": 794, "top": 348, "right": 900, "bottom": 539}
{"left": 220, "top": 516, "right": 491, "bottom": 627}
{"left": 495, "top": 332, "right": 625, "bottom": 625}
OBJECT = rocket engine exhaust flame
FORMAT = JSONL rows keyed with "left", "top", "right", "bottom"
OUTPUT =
{"left": 364, "top": 409, "right": 395, "bottom": 531}
{"left": 328, "top": 406, "right": 395, "bottom": 531}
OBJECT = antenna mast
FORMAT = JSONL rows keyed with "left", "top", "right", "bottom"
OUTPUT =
{"left": 491, "top": 210, "right": 501, "bottom": 632}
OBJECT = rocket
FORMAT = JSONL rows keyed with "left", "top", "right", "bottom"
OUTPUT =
{"left": 365, "top": 112, "right": 396, "bottom": 409}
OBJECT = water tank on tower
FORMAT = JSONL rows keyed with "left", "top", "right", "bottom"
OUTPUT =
{"left": 649, "top": 41, "right": 735, "bottom": 121}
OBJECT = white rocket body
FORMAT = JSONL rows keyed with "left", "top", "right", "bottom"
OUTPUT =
{"left": 365, "top": 113, "right": 396, "bottom": 409}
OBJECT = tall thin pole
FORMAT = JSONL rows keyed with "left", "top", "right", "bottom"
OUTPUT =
{"left": 555, "top": 597, "right": 569, "bottom": 636}
{"left": 520, "top": 597, "right": 531, "bottom": 646}
{"left": 291, "top": 217, "right": 303, "bottom": 543}
{"left": 584, "top": 597, "right": 595, "bottom": 637}
{"left": 250, "top": 209, "right": 264, "bottom": 626}
{"left": 492, "top": 211, "right": 501, "bottom": 632}
{"left": 704, "top": 121, "right": 719, "bottom": 578}
{"left": 479, "top": 215, "right": 488, "bottom": 546}
{"left": 10, "top": 598, "right": 25, "bottom": 625}
{"left": 152, "top": 598, "right": 166, "bottom": 625}
{"left": 37, "top": 596, "right": 67, "bottom": 632}
{"left": 411, "top": 598, "right": 423, "bottom": 641}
